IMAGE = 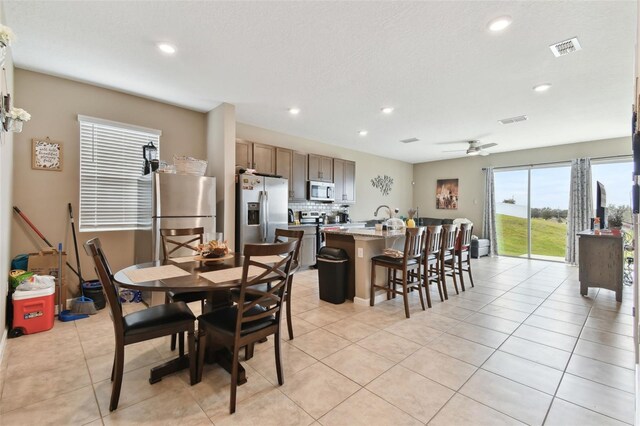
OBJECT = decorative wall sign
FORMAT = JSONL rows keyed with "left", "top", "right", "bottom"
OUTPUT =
{"left": 436, "top": 178, "right": 458, "bottom": 210}
{"left": 371, "top": 174, "right": 394, "bottom": 196}
{"left": 32, "top": 138, "right": 63, "bottom": 171}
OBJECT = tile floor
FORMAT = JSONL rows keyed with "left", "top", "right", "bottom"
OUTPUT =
{"left": 0, "top": 256, "right": 635, "bottom": 425}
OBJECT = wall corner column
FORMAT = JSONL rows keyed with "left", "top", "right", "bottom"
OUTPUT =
{"left": 205, "top": 102, "right": 236, "bottom": 250}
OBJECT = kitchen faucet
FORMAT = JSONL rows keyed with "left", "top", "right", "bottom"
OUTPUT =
{"left": 374, "top": 205, "right": 392, "bottom": 219}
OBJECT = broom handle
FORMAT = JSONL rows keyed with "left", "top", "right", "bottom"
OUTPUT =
{"left": 13, "top": 206, "right": 80, "bottom": 278}
{"left": 58, "top": 242, "right": 63, "bottom": 314}
{"left": 68, "top": 203, "right": 85, "bottom": 290}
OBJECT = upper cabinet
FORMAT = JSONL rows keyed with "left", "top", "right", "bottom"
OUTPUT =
{"left": 237, "top": 139, "right": 352, "bottom": 203}
{"left": 235, "top": 139, "right": 252, "bottom": 170}
{"left": 235, "top": 139, "right": 276, "bottom": 175}
{"left": 308, "top": 154, "right": 333, "bottom": 182}
{"left": 275, "top": 148, "right": 307, "bottom": 201}
{"left": 291, "top": 151, "right": 308, "bottom": 201}
{"left": 252, "top": 143, "right": 276, "bottom": 175}
{"left": 333, "top": 159, "right": 356, "bottom": 204}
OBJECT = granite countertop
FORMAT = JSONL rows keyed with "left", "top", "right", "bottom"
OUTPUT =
{"left": 577, "top": 229, "right": 623, "bottom": 238}
{"left": 288, "top": 222, "right": 366, "bottom": 229}
{"left": 322, "top": 228, "right": 405, "bottom": 238}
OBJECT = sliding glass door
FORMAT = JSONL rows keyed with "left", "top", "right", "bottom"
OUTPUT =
{"left": 495, "top": 165, "right": 570, "bottom": 261}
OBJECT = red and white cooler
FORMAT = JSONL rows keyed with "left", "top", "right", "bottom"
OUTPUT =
{"left": 12, "top": 286, "right": 55, "bottom": 335}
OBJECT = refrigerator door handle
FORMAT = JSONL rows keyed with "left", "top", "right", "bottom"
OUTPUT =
{"left": 258, "top": 191, "right": 265, "bottom": 242}
{"left": 264, "top": 191, "right": 270, "bottom": 242}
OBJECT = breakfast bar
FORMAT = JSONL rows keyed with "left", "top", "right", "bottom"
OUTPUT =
{"left": 323, "top": 228, "right": 406, "bottom": 304}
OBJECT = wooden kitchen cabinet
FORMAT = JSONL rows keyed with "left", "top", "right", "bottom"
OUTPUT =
{"left": 252, "top": 143, "right": 276, "bottom": 175}
{"left": 236, "top": 140, "right": 276, "bottom": 175}
{"left": 235, "top": 139, "right": 252, "bottom": 170}
{"left": 291, "top": 151, "right": 307, "bottom": 201}
{"left": 333, "top": 159, "right": 356, "bottom": 203}
{"left": 308, "top": 154, "right": 333, "bottom": 182}
{"left": 276, "top": 148, "right": 307, "bottom": 201}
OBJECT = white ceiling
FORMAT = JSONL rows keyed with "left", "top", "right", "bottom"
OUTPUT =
{"left": 4, "top": 1, "right": 637, "bottom": 163}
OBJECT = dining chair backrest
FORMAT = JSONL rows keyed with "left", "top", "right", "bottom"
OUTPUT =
{"left": 441, "top": 224, "right": 459, "bottom": 252}
{"left": 84, "top": 238, "right": 124, "bottom": 330}
{"left": 235, "top": 241, "right": 297, "bottom": 335}
{"left": 457, "top": 223, "right": 473, "bottom": 252}
{"left": 160, "top": 227, "right": 205, "bottom": 260}
{"left": 403, "top": 227, "right": 427, "bottom": 264}
{"left": 425, "top": 225, "right": 443, "bottom": 256}
{"left": 274, "top": 228, "right": 304, "bottom": 263}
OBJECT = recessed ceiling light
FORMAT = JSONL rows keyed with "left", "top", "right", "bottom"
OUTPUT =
{"left": 488, "top": 16, "right": 512, "bottom": 32}
{"left": 533, "top": 83, "right": 552, "bottom": 92}
{"left": 381, "top": 107, "right": 394, "bottom": 114}
{"left": 288, "top": 107, "right": 300, "bottom": 115}
{"left": 358, "top": 130, "right": 368, "bottom": 136}
{"left": 157, "top": 43, "right": 176, "bottom": 55}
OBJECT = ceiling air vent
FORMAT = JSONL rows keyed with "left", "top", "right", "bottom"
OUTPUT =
{"left": 549, "top": 37, "right": 582, "bottom": 57}
{"left": 498, "top": 115, "right": 528, "bottom": 125}
{"left": 400, "top": 137, "right": 420, "bottom": 144}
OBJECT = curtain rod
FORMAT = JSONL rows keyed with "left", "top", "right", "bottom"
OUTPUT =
{"left": 481, "top": 154, "right": 631, "bottom": 171}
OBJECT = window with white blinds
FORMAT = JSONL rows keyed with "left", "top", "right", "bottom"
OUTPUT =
{"left": 78, "top": 115, "right": 161, "bottom": 232}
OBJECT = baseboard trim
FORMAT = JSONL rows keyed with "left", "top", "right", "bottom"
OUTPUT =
{"left": 0, "top": 327, "right": 8, "bottom": 367}
{"left": 353, "top": 292, "right": 390, "bottom": 306}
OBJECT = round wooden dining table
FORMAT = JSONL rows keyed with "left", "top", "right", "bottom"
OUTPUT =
{"left": 113, "top": 253, "right": 292, "bottom": 385}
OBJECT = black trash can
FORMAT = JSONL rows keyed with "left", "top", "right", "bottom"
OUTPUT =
{"left": 317, "top": 247, "right": 349, "bottom": 304}
{"left": 83, "top": 280, "right": 106, "bottom": 310}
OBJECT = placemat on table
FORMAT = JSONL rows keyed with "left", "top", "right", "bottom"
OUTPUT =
{"left": 170, "top": 255, "right": 197, "bottom": 264}
{"left": 199, "top": 265, "right": 265, "bottom": 284}
{"left": 124, "top": 265, "right": 190, "bottom": 283}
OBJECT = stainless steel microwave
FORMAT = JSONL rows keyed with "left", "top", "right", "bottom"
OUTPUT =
{"left": 308, "top": 181, "right": 335, "bottom": 202}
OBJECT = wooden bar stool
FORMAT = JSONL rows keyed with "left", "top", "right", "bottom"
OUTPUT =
{"left": 440, "top": 224, "right": 459, "bottom": 299}
{"left": 422, "top": 225, "right": 444, "bottom": 307}
{"left": 455, "top": 223, "right": 474, "bottom": 291}
{"left": 370, "top": 227, "right": 426, "bottom": 318}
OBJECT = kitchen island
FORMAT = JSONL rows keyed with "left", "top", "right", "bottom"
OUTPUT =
{"left": 323, "top": 228, "right": 406, "bottom": 303}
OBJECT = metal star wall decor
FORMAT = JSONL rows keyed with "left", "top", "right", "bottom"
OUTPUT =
{"left": 371, "top": 174, "right": 394, "bottom": 196}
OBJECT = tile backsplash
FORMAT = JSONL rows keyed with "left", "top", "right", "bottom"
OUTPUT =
{"left": 288, "top": 201, "right": 349, "bottom": 214}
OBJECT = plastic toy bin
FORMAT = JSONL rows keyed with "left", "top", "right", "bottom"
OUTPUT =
{"left": 12, "top": 286, "right": 55, "bottom": 335}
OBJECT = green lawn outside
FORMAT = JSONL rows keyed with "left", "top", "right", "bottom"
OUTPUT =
{"left": 496, "top": 214, "right": 567, "bottom": 258}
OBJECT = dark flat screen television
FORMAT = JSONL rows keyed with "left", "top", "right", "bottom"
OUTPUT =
{"left": 596, "top": 181, "right": 606, "bottom": 228}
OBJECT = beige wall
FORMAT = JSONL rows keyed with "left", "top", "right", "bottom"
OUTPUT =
{"left": 12, "top": 69, "right": 206, "bottom": 295}
{"left": 0, "top": 9, "right": 14, "bottom": 339}
{"left": 236, "top": 122, "right": 415, "bottom": 221}
{"left": 413, "top": 136, "right": 632, "bottom": 232}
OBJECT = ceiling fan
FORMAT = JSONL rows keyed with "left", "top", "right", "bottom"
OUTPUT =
{"left": 442, "top": 140, "right": 498, "bottom": 156}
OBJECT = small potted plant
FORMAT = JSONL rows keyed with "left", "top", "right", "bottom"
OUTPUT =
{"left": 5, "top": 107, "right": 31, "bottom": 132}
{"left": 406, "top": 208, "right": 417, "bottom": 228}
{"left": 607, "top": 206, "right": 625, "bottom": 236}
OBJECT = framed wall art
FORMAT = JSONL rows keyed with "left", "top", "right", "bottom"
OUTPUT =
{"left": 32, "top": 138, "right": 63, "bottom": 171}
{"left": 436, "top": 178, "right": 458, "bottom": 210}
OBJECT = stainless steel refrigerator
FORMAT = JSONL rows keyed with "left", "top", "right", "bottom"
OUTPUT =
{"left": 134, "top": 172, "right": 216, "bottom": 305}
{"left": 235, "top": 173, "right": 288, "bottom": 253}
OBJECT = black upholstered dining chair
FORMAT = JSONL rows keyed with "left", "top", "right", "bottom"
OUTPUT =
{"left": 196, "top": 240, "right": 297, "bottom": 414}
{"left": 84, "top": 238, "right": 196, "bottom": 412}
{"left": 160, "top": 227, "right": 208, "bottom": 352}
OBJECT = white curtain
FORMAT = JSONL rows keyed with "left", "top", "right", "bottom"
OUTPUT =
{"left": 566, "top": 158, "right": 592, "bottom": 264}
{"left": 482, "top": 167, "right": 498, "bottom": 256}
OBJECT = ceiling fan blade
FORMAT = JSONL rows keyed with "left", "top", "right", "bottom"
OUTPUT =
{"left": 442, "top": 149, "right": 467, "bottom": 153}
{"left": 436, "top": 140, "right": 472, "bottom": 146}
{"left": 479, "top": 142, "right": 497, "bottom": 149}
